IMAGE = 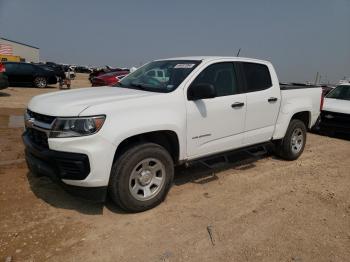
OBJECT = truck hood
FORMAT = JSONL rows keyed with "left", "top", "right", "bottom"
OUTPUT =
{"left": 323, "top": 98, "right": 350, "bottom": 114}
{"left": 28, "top": 86, "right": 156, "bottom": 116}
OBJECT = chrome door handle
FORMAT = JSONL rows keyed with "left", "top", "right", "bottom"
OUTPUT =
{"left": 231, "top": 102, "right": 245, "bottom": 108}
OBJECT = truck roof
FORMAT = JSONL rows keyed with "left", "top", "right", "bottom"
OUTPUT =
{"left": 157, "top": 56, "right": 271, "bottom": 65}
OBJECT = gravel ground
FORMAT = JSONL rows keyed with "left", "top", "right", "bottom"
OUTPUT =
{"left": 0, "top": 74, "right": 349, "bottom": 262}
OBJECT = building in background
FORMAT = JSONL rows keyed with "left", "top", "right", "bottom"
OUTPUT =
{"left": 0, "top": 37, "right": 39, "bottom": 63}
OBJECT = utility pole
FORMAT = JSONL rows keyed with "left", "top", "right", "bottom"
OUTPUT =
{"left": 236, "top": 48, "right": 241, "bottom": 57}
{"left": 314, "top": 72, "right": 319, "bottom": 85}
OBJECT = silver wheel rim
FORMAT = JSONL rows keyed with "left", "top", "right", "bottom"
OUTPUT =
{"left": 291, "top": 128, "right": 304, "bottom": 154}
{"left": 35, "top": 77, "right": 46, "bottom": 88}
{"left": 129, "top": 158, "right": 166, "bottom": 201}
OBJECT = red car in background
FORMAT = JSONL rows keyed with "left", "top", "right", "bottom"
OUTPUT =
{"left": 91, "top": 70, "right": 129, "bottom": 87}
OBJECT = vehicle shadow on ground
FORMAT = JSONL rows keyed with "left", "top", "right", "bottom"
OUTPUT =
{"left": 27, "top": 150, "right": 271, "bottom": 215}
{"left": 314, "top": 130, "right": 350, "bottom": 141}
{"left": 0, "top": 92, "right": 10, "bottom": 97}
{"left": 26, "top": 171, "right": 105, "bottom": 215}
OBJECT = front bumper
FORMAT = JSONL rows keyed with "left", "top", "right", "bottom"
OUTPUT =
{"left": 318, "top": 110, "right": 350, "bottom": 134}
{"left": 23, "top": 132, "right": 107, "bottom": 202}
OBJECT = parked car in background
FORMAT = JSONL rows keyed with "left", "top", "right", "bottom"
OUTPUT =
{"left": 0, "top": 63, "right": 9, "bottom": 90}
{"left": 75, "top": 66, "right": 92, "bottom": 73}
{"left": 4, "top": 62, "right": 57, "bottom": 88}
{"left": 145, "top": 68, "right": 169, "bottom": 83}
{"left": 23, "top": 56, "right": 322, "bottom": 212}
{"left": 36, "top": 63, "right": 64, "bottom": 78}
{"left": 91, "top": 70, "right": 129, "bottom": 86}
{"left": 89, "top": 67, "right": 128, "bottom": 83}
{"left": 338, "top": 79, "right": 350, "bottom": 85}
{"left": 319, "top": 84, "right": 350, "bottom": 135}
{"left": 43, "top": 62, "right": 75, "bottom": 79}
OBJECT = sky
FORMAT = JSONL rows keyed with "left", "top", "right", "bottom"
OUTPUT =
{"left": 0, "top": 0, "right": 349, "bottom": 83}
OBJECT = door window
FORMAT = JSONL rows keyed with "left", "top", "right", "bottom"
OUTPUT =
{"left": 242, "top": 62, "right": 272, "bottom": 92}
{"left": 19, "top": 64, "right": 34, "bottom": 74}
{"left": 191, "top": 63, "right": 238, "bottom": 97}
{"left": 4, "top": 63, "right": 19, "bottom": 73}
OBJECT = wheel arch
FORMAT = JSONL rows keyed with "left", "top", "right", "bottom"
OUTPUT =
{"left": 113, "top": 130, "right": 180, "bottom": 165}
{"left": 273, "top": 110, "right": 312, "bottom": 140}
{"left": 290, "top": 111, "right": 311, "bottom": 128}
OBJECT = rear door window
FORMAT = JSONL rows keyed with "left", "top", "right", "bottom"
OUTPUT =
{"left": 4, "top": 63, "right": 19, "bottom": 73}
{"left": 242, "top": 62, "right": 272, "bottom": 92}
{"left": 19, "top": 64, "right": 34, "bottom": 74}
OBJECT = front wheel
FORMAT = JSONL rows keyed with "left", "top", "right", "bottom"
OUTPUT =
{"left": 274, "top": 119, "right": 307, "bottom": 160}
{"left": 109, "top": 143, "right": 174, "bottom": 212}
{"left": 34, "top": 77, "right": 47, "bottom": 88}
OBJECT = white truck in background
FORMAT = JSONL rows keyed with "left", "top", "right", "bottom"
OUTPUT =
{"left": 23, "top": 56, "right": 322, "bottom": 212}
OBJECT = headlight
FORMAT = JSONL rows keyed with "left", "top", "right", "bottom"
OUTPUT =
{"left": 50, "top": 116, "right": 105, "bottom": 138}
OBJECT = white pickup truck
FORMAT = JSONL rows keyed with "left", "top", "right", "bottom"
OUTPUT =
{"left": 23, "top": 56, "right": 322, "bottom": 212}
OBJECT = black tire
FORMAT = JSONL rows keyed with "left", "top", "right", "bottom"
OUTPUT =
{"left": 274, "top": 119, "right": 307, "bottom": 161}
{"left": 109, "top": 143, "right": 174, "bottom": 212}
{"left": 34, "top": 76, "right": 47, "bottom": 88}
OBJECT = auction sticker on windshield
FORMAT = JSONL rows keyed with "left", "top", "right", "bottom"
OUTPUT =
{"left": 174, "top": 64, "right": 195, "bottom": 69}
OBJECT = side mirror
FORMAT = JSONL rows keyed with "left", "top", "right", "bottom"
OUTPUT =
{"left": 188, "top": 83, "right": 216, "bottom": 101}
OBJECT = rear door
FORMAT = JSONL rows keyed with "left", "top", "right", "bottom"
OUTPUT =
{"left": 18, "top": 64, "right": 35, "bottom": 84}
{"left": 186, "top": 62, "right": 247, "bottom": 158}
{"left": 240, "top": 62, "right": 281, "bottom": 145}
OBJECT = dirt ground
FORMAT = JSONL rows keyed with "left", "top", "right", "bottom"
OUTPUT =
{"left": 0, "top": 74, "right": 349, "bottom": 262}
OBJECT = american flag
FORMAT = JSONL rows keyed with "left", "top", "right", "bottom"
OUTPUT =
{"left": 0, "top": 44, "right": 13, "bottom": 55}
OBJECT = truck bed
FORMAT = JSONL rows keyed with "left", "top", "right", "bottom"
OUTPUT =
{"left": 272, "top": 85, "right": 322, "bottom": 139}
{"left": 280, "top": 83, "right": 318, "bottom": 90}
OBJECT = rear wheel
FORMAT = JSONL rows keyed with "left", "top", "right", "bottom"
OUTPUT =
{"left": 275, "top": 119, "right": 307, "bottom": 160}
{"left": 109, "top": 143, "right": 174, "bottom": 212}
{"left": 34, "top": 77, "right": 47, "bottom": 88}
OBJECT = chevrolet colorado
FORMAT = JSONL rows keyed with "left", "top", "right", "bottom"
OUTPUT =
{"left": 23, "top": 56, "right": 322, "bottom": 212}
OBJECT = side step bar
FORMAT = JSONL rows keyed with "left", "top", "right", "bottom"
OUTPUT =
{"left": 188, "top": 143, "right": 271, "bottom": 169}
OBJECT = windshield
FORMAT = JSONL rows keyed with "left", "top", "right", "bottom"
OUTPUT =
{"left": 114, "top": 60, "right": 201, "bottom": 92}
{"left": 326, "top": 85, "right": 350, "bottom": 101}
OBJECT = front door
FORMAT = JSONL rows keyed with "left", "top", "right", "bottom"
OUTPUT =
{"left": 186, "top": 62, "right": 247, "bottom": 158}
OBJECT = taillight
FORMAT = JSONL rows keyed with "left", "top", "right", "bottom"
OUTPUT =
{"left": 0, "top": 63, "right": 5, "bottom": 73}
{"left": 320, "top": 93, "right": 324, "bottom": 111}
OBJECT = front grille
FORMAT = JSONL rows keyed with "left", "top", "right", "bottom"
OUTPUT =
{"left": 26, "top": 128, "right": 49, "bottom": 149}
{"left": 321, "top": 110, "right": 350, "bottom": 129}
{"left": 27, "top": 109, "right": 56, "bottom": 125}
